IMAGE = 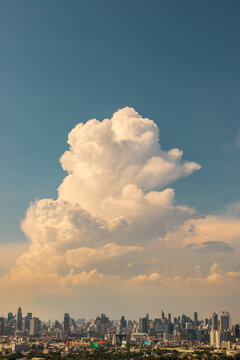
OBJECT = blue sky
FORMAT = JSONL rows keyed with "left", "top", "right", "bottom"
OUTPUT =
{"left": 1, "top": 0, "right": 240, "bottom": 242}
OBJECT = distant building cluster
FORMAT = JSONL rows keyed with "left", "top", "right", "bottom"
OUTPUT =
{"left": 0, "top": 308, "right": 240, "bottom": 357}
{"left": 1, "top": 307, "right": 40, "bottom": 337}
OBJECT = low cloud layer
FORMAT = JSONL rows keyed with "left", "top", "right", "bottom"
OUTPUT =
{"left": 127, "top": 262, "right": 240, "bottom": 288}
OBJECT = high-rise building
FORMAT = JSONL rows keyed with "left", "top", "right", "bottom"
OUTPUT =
{"left": 139, "top": 315, "right": 148, "bottom": 333}
{"left": 0, "top": 318, "right": 4, "bottom": 336}
{"left": 55, "top": 320, "right": 60, "bottom": 329}
{"left": 221, "top": 311, "right": 230, "bottom": 331}
{"left": 16, "top": 307, "right": 22, "bottom": 330}
{"left": 7, "top": 312, "right": 14, "bottom": 327}
{"left": 64, "top": 313, "right": 70, "bottom": 336}
{"left": 168, "top": 313, "right": 172, "bottom": 323}
{"left": 127, "top": 320, "right": 133, "bottom": 329}
{"left": 120, "top": 316, "right": 127, "bottom": 328}
{"left": 23, "top": 312, "right": 32, "bottom": 332}
{"left": 8, "top": 312, "right": 13, "bottom": 322}
{"left": 29, "top": 317, "right": 39, "bottom": 336}
{"left": 194, "top": 312, "right": 198, "bottom": 324}
{"left": 233, "top": 324, "right": 240, "bottom": 338}
{"left": 212, "top": 313, "right": 218, "bottom": 331}
{"left": 210, "top": 330, "right": 222, "bottom": 348}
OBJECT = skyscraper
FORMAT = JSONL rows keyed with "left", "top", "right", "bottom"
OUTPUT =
{"left": 55, "top": 320, "right": 60, "bottom": 329}
{"left": 7, "top": 312, "right": 14, "bottom": 327}
{"left": 23, "top": 312, "right": 32, "bottom": 331}
{"left": 0, "top": 318, "right": 4, "bottom": 336}
{"left": 168, "top": 313, "right": 172, "bottom": 323}
{"left": 64, "top": 313, "right": 70, "bottom": 336}
{"left": 139, "top": 315, "right": 148, "bottom": 333}
{"left": 221, "top": 311, "right": 230, "bottom": 331}
{"left": 212, "top": 313, "right": 218, "bottom": 331}
{"left": 210, "top": 330, "right": 222, "bottom": 348}
{"left": 194, "top": 312, "right": 198, "bottom": 324}
{"left": 233, "top": 324, "right": 240, "bottom": 338}
{"left": 8, "top": 312, "right": 13, "bottom": 322}
{"left": 16, "top": 307, "right": 22, "bottom": 330}
{"left": 29, "top": 317, "right": 39, "bottom": 336}
{"left": 120, "top": 316, "right": 127, "bottom": 328}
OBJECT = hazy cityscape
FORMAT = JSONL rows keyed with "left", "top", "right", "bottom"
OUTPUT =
{"left": 0, "top": 308, "right": 240, "bottom": 359}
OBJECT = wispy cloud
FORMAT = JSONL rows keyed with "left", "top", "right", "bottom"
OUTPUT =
{"left": 186, "top": 241, "right": 234, "bottom": 253}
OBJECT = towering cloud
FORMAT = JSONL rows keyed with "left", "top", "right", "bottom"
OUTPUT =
{"left": 58, "top": 107, "right": 200, "bottom": 221}
{"left": 3, "top": 107, "right": 201, "bottom": 287}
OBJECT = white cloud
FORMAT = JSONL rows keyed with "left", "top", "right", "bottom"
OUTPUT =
{"left": 163, "top": 215, "right": 240, "bottom": 250}
{"left": 65, "top": 243, "right": 144, "bottom": 268}
{"left": 126, "top": 262, "right": 240, "bottom": 289}
{"left": 58, "top": 269, "right": 118, "bottom": 287}
{"left": 58, "top": 107, "right": 200, "bottom": 221}
{"left": 2, "top": 107, "right": 203, "bottom": 290}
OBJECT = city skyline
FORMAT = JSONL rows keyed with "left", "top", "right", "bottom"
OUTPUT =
{"left": 0, "top": 307, "right": 236, "bottom": 325}
{"left": 1, "top": 0, "right": 240, "bottom": 321}
{"left": 1, "top": 306, "right": 239, "bottom": 357}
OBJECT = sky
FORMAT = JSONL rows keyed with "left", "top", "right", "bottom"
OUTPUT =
{"left": 1, "top": 0, "right": 240, "bottom": 322}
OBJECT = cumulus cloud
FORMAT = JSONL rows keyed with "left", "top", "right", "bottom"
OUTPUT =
{"left": 58, "top": 269, "right": 118, "bottom": 287}
{"left": 65, "top": 243, "right": 144, "bottom": 268}
{"left": 187, "top": 262, "right": 240, "bottom": 287}
{"left": 3, "top": 107, "right": 203, "bottom": 289}
{"left": 58, "top": 107, "right": 200, "bottom": 221}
